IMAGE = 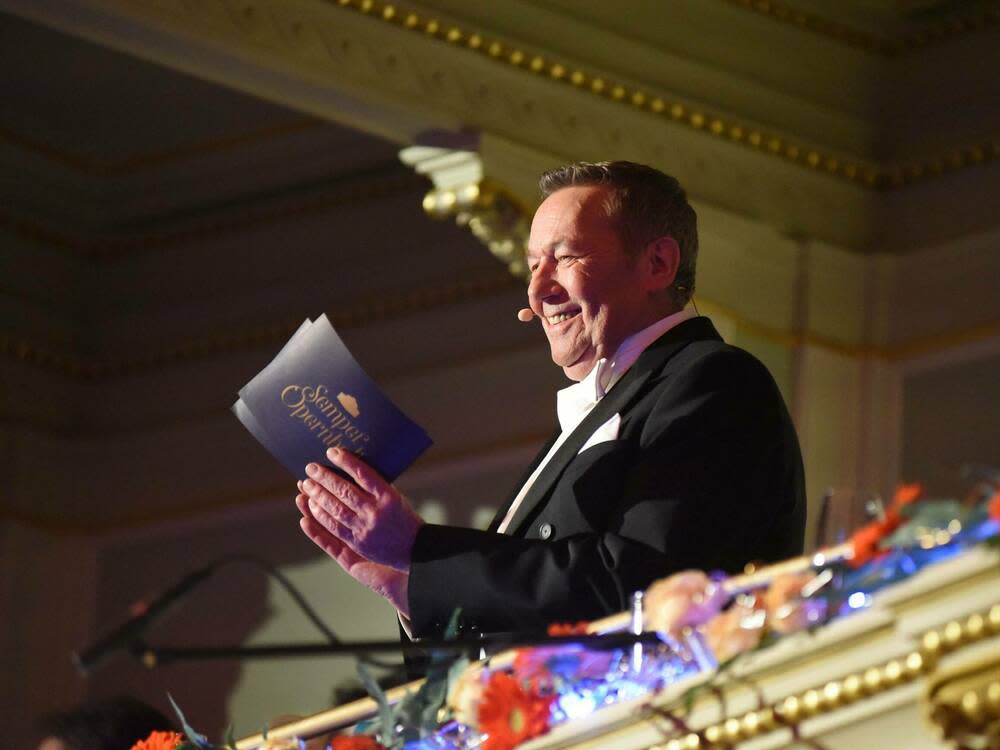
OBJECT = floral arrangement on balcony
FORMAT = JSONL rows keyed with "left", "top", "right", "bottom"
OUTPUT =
{"left": 132, "top": 478, "right": 1000, "bottom": 750}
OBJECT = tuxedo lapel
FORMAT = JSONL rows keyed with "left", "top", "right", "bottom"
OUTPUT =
{"left": 486, "top": 430, "right": 560, "bottom": 533}
{"left": 502, "top": 317, "right": 720, "bottom": 536}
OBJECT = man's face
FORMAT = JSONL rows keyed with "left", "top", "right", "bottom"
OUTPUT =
{"left": 527, "top": 185, "right": 650, "bottom": 381}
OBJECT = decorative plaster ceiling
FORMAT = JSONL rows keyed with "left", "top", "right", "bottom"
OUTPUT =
{"left": 0, "top": 0, "right": 998, "bottom": 252}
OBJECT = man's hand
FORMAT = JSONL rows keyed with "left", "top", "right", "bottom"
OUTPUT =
{"left": 299, "top": 447, "right": 424, "bottom": 572}
{"left": 295, "top": 490, "right": 410, "bottom": 617}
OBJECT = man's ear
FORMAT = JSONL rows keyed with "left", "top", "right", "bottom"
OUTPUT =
{"left": 642, "top": 236, "right": 680, "bottom": 292}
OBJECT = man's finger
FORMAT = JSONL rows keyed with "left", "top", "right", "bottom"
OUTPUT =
{"left": 298, "top": 489, "right": 357, "bottom": 544}
{"left": 307, "top": 496, "right": 358, "bottom": 544}
{"left": 303, "top": 482, "right": 361, "bottom": 531}
{"left": 300, "top": 516, "right": 352, "bottom": 567}
{"left": 302, "top": 476, "right": 367, "bottom": 525}
{"left": 304, "top": 464, "right": 370, "bottom": 515}
{"left": 326, "top": 448, "right": 386, "bottom": 496}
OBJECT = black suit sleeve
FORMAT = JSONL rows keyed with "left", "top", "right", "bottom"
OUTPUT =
{"left": 407, "top": 346, "right": 805, "bottom": 637}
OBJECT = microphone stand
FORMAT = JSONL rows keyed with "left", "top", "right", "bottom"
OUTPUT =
{"left": 133, "top": 630, "right": 665, "bottom": 669}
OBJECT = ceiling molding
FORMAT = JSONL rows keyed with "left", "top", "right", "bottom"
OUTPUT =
{"left": 721, "top": 0, "right": 1000, "bottom": 57}
{"left": 0, "top": 117, "right": 324, "bottom": 177}
{"left": 400, "top": 145, "right": 532, "bottom": 275}
{"left": 4, "top": 0, "right": 997, "bottom": 252}
{"left": 0, "top": 167, "right": 425, "bottom": 259}
{"left": 0, "top": 270, "right": 522, "bottom": 380}
{"left": 4, "top": 265, "right": 997, "bottom": 383}
{"left": 323, "top": 0, "right": 999, "bottom": 190}
{"left": 0, "top": 430, "right": 549, "bottom": 533}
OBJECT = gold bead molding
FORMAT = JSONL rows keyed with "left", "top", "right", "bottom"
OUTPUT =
{"left": 647, "top": 603, "right": 1000, "bottom": 749}
{"left": 0, "top": 171, "right": 425, "bottom": 261}
{"left": 722, "top": 0, "right": 1000, "bottom": 57}
{"left": 421, "top": 180, "right": 531, "bottom": 277}
{"left": 327, "top": 0, "right": 1000, "bottom": 191}
{"left": 0, "top": 271, "right": 520, "bottom": 380}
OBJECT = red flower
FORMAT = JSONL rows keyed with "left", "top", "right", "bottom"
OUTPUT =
{"left": 129, "top": 731, "right": 184, "bottom": 750}
{"left": 988, "top": 490, "right": 1000, "bottom": 522}
{"left": 848, "top": 483, "right": 923, "bottom": 568}
{"left": 330, "top": 737, "right": 384, "bottom": 750}
{"left": 478, "top": 672, "right": 554, "bottom": 750}
{"left": 546, "top": 622, "right": 589, "bottom": 636}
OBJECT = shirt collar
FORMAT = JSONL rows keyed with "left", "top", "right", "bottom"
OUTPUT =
{"left": 607, "top": 307, "right": 696, "bottom": 390}
{"left": 554, "top": 308, "right": 696, "bottom": 433}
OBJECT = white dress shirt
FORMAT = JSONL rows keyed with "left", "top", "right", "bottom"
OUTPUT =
{"left": 496, "top": 308, "right": 695, "bottom": 533}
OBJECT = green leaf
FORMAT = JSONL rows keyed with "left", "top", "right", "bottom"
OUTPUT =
{"left": 442, "top": 608, "right": 463, "bottom": 642}
{"left": 167, "top": 693, "right": 212, "bottom": 749}
{"left": 357, "top": 661, "right": 397, "bottom": 749}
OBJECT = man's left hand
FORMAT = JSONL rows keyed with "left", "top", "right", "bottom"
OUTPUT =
{"left": 300, "top": 447, "right": 424, "bottom": 572}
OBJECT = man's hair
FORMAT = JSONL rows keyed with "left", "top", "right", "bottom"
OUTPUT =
{"left": 37, "top": 697, "right": 175, "bottom": 750}
{"left": 538, "top": 160, "right": 698, "bottom": 306}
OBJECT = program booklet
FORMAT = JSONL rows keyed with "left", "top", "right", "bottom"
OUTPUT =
{"left": 233, "top": 314, "right": 432, "bottom": 481}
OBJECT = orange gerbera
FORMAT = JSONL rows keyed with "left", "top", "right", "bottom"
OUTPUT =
{"left": 988, "top": 489, "right": 1000, "bottom": 522}
{"left": 129, "top": 731, "right": 184, "bottom": 750}
{"left": 848, "top": 482, "right": 923, "bottom": 568}
{"left": 546, "top": 622, "right": 589, "bottom": 636}
{"left": 478, "top": 672, "right": 554, "bottom": 750}
{"left": 330, "top": 736, "right": 385, "bottom": 750}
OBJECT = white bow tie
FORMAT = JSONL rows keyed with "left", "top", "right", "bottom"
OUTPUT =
{"left": 556, "top": 358, "right": 612, "bottom": 434}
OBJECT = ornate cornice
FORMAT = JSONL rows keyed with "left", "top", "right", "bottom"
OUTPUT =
{"left": 646, "top": 604, "right": 1000, "bottom": 750}
{"left": 926, "top": 649, "right": 1000, "bottom": 747}
{"left": 0, "top": 270, "right": 521, "bottom": 380}
{"left": 0, "top": 117, "right": 323, "bottom": 177}
{"left": 430, "top": 178, "right": 531, "bottom": 276}
{"left": 5, "top": 271, "right": 998, "bottom": 383}
{"left": 722, "top": 0, "right": 1000, "bottom": 57}
{"left": 0, "top": 168, "right": 424, "bottom": 260}
{"left": 325, "top": 0, "right": 999, "bottom": 190}
{"left": 400, "top": 145, "right": 531, "bottom": 275}
{"left": 0, "top": 430, "right": 550, "bottom": 533}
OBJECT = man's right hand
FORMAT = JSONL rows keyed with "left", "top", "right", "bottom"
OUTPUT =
{"left": 295, "top": 488, "right": 410, "bottom": 617}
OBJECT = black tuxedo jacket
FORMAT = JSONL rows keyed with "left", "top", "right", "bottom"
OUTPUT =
{"left": 407, "top": 317, "right": 806, "bottom": 637}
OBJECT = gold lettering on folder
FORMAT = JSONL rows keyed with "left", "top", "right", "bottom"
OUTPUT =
{"left": 279, "top": 383, "right": 371, "bottom": 454}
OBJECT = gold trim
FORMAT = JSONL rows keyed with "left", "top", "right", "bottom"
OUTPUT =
{"left": 0, "top": 271, "right": 520, "bottom": 379}
{"left": 648, "top": 603, "right": 1000, "bottom": 750}
{"left": 422, "top": 178, "right": 532, "bottom": 276}
{"left": 0, "top": 482, "right": 293, "bottom": 535}
{"left": 698, "top": 296, "right": 1000, "bottom": 363}
{"left": 926, "top": 650, "right": 1000, "bottom": 744}
{"left": 0, "top": 429, "right": 549, "bottom": 534}
{"left": 721, "top": 0, "right": 1000, "bottom": 57}
{"left": 326, "top": 0, "right": 1000, "bottom": 190}
{"left": 0, "top": 117, "right": 324, "bottom": 177}
{"left": 3, "top": 285, "right": 997, "bottom": 380}
{"left": 0, "top": 169, "right": 425, "bottom": 260}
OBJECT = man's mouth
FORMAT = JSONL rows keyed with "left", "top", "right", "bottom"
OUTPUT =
{"left": 547, "top": 310, "right": 580, "bottom": 326}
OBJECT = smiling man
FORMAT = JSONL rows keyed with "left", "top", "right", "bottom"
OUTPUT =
{"left": 296, "top": 161, "right": 806, "bottom": 638}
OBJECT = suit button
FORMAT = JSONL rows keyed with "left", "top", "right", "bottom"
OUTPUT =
{"left": 539, "top": 523, "right": 553, "bottom": 539}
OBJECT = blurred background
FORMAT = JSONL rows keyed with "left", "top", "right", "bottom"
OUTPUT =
{"left": 1, "top": 0, "right": 998, "bottom": 747}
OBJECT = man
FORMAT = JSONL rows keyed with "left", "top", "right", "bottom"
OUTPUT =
{"left": 36, "top": 697, "right": 175, "bottom": 750}
{"left": 295, "top": 161, "right": 806, "bottom": 638}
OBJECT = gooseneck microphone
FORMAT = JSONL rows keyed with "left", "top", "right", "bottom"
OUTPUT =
{"left": 517, "top": 308, "right": 536, "bottom": 322}
{"left": 73, "top": 564, "right": 215, "bottom": 675}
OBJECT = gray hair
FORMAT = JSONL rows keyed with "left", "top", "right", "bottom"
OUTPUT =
{"left": 539, "top": 161, "right": 698, "bottom": 307}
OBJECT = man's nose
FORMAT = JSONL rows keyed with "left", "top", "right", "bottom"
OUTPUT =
{"left": 528, "top": 262, "right": 560, "bottom": 301}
